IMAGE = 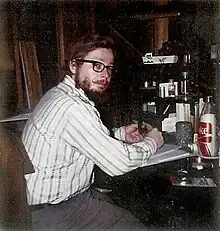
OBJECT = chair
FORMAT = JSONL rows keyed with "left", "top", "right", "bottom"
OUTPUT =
{"left": 0, "top": 124, "right": 32, "bottom": 230}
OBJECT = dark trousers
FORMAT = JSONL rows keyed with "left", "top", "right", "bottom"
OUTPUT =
{"left": 30, "top": 189, "right": 146, "bottom": 231}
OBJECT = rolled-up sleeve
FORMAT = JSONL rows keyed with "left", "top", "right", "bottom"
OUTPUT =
{"left": 112, "top": 126, "right": 126, "bottom": 141}
{"left": 65, "top": 104, "right": 157, "bottom": 176}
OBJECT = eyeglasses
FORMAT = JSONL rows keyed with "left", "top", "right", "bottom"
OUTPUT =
{"left": 75, "top": 59, "right": 115, "bottom": 75}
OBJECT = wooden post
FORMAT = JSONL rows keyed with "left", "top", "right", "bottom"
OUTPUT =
{"left": 89, "top": 0, "right": 96, "bottom": 34}
{"left": 153, "top": 0, "right": 169, "bottom": 54}
{"left": 7, "top": 3, "right": 23, "bottom": 110}
{"left": 56, "top": 0, "right": 65, "bottom": 81}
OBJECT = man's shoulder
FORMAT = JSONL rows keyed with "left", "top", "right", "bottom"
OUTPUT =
{"left": 37, "top": 83, "right": 91, "bottom": 116}
{"left": 44, "top": 85, "right": 77, "bottom": 105}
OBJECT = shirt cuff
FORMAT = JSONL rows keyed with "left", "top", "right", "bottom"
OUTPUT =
{"left": 143, "top": 136, "right": 157, "bottom": 155}
{"left": 139, "top": 137, "right": 158, "bottom": 167}
{"left": 112, "top": 126, "right": 126, "bottom": 142}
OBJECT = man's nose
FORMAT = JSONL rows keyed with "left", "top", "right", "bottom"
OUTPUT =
{"left": 101, "top": 67, "right": 111, "bottom": 79}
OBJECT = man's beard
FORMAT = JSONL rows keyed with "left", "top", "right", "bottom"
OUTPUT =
{"left": 86, "top": 89, "right": 111, "bottom": 106}
{"left": 75, "top": 75, "right": 111, "bottom": 106}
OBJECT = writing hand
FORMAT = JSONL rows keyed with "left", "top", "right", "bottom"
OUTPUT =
{"left": 146, "top": 128, "right": 164, "bottom": 149}
{"left": 124, "top": 124, "right": 144, "bottom": 144}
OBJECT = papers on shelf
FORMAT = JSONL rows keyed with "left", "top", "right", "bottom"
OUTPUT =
{"left": 0, "top": 112, "right": 31, "bottom": 123}
{"left": 143, "top": 144, "right": 192, "bottom": 167}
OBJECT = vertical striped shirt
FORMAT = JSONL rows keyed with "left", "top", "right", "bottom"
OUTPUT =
{"left": 22, "top": 75, "right": 157, "bottom": 205}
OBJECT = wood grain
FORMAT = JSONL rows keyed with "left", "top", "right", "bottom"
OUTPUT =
{"left": 19, "top": 41, "right": 43, "bottom": 109}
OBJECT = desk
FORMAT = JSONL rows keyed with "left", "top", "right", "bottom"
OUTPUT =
{"left": 2, "top": 119, "right": 219, "bottom": 230}
{"left": 108, "top": 158, "right": 219, "bottom": 230}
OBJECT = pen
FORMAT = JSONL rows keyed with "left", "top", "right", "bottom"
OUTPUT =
{"left": 133, "top": 120, "right": 154, "bottom": 135}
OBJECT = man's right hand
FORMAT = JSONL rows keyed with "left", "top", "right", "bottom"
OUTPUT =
{"left": 146, "top": 128, "right": 164, "bottom": 149}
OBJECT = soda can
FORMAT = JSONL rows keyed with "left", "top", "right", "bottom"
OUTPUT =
{"left": 198, "top": 114, "right": 216, "bottom": 157}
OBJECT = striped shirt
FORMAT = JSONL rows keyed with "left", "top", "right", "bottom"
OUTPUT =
{"left": 22, "top": 75, "right": 157, "bottom": 205}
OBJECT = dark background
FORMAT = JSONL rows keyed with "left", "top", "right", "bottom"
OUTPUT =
{"left": 4, "top": 0, "right": 217, "bottom": 123}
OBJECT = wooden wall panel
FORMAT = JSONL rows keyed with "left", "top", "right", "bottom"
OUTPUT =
{"left": 154, "top": 17, "right": 169, "bottom": 53}
{"left": 153, "top": 0, "right": 169, "bottom": 54}
{"left": 56, "top": 0, "right": 97, "bottom": 81}
{"left": 56, "top": 1, "right": 65, "bottom": 79}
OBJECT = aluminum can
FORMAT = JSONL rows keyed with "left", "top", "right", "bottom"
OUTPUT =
{"left": 198, "top": 114, "right": 216, "bottom": 157}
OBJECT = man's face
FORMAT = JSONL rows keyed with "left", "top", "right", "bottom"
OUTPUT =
{"left": 72, "top": 48, "right": 114, "bottom": 103}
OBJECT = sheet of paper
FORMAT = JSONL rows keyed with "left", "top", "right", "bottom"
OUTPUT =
{"left": 142, "top": 144, "right": 192, "bottom": 167}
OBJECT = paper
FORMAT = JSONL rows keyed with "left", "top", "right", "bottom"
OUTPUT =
{"left": 0, "top": 112, "right": 31, "bottom": 122}
{"left": 143, "top": 144, "right": 192, "bottom": 167}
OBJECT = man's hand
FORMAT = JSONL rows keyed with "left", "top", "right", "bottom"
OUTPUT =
{"left": 124, "top": 124, "right": 144, "bottom": 144}
{"left": 124, "top": 123, "right": 164, "bottom": 149}
{"left": 146, "top": 128, "right": 164, "bottom": 149}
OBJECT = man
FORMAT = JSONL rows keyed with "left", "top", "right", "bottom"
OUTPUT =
{"left": 22, "top": 34, "right": 164, "bottom": 230}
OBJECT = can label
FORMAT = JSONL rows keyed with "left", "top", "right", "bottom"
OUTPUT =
{"left": 198, "top": 114, "right": 216, "bottom": 157}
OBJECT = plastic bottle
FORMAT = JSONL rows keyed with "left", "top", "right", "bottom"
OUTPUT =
{"left": 198, "top": 96, "right": 217, "bottom": 157}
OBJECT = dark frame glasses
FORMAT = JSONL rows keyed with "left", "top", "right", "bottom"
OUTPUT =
{"left": 75, "top": 59, "right": 115, "bottom": 74}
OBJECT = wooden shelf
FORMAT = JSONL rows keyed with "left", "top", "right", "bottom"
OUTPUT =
{"left": 123, "top": 12, "right": 180, "bottom": 21}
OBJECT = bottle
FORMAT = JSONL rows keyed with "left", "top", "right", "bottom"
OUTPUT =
{"left": 180, "top": 71, "right": 188, "bottom": 96}
{"left": 181, "top": 54, "right": 190, "bottom": 96}
{"left": 138, "top": 103, "right": 148, "bottom": 134}
{"left": 152, "top": 75, "right": 157, "bottom": 87}
{"left": 198, "top": 96, "right": 217, "bottom": 157}
{"left": 168, "top": 79, "right": 176, "bottom": 97}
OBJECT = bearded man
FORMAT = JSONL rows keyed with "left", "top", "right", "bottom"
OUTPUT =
{"left": 22, "top": 34, "right": 164, "bottom": 230}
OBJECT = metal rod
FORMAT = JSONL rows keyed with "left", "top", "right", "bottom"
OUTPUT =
{"left": 106, "top": 22, "right": 144, "bottom": 57}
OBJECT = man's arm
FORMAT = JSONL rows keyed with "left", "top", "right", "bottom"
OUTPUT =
{"left": 66, "top": 105, "right": 158, "bottom": 177}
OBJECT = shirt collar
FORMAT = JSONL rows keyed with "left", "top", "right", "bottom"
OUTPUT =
{"left": 63, "top": 75, "right": 95, "bottom": 106}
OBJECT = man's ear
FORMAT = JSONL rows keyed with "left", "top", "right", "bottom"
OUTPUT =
{"left": 69, "top": 60, "right": 76, "bottom": 75}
